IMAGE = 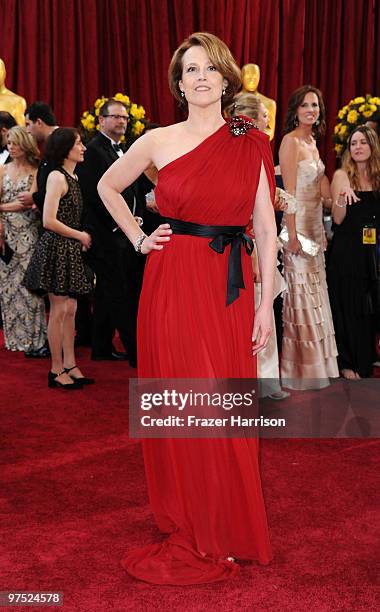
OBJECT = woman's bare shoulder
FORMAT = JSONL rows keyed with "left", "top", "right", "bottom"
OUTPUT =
{"left": 47, "top": 169, "right": 66, "bottom": 183}
{"left": 279, "top": 133, "right": 300, "bottom": 162}
{"left": 145, "top": 122, "right": 187, "bottom": 145}
{"left": 46, "top": 170, "right": 68, "bottom": 195}
{"left": 280, "top": 132, "right": 300, "bottom": 150}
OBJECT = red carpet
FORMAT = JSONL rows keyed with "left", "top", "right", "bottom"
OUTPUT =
{"left": 1, "top": 343, "right": 379, "bottom": 611}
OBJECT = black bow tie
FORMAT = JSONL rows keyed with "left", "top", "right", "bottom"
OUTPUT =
{"left": 113, "top": 143, "right": 122, "bottom": 153}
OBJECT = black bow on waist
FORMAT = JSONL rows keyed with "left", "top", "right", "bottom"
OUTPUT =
{"left": 165, "top": 217, "right": 253, "bottom": 305}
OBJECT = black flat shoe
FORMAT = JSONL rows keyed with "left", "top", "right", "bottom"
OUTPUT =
{"left": 64, "top": 365, "right": 95, "bottom": 385}
{"left": 48, "top": 370, "right": 83, "bottom": 389}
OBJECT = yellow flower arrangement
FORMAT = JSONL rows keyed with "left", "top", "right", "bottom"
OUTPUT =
{"left": 333, "top": 93, "right": 380, "bottom": 156}
{"left": 338, "top": 105, "right": 349, "bottom": 120}
{"left": 347, "top": 110, "right": 358, "bottom": 123}
{"left": 80, "top": 93, "right": 147, "bottom": 142}
{"left": 352, "top": 96, "right": 365, "bottom": 104}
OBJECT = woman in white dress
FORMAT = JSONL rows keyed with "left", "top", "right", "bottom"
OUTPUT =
{"left": 228, "top": 92, "right": 289, "bottom": 399}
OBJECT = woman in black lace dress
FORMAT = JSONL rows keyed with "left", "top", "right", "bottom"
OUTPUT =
{"left": 24, "top": 128, "right": 94, "bottom": 389}
{"left": 327, "top": 126, "right": 380, "bottom": 379}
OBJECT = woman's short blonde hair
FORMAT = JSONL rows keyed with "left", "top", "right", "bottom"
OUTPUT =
{"left": 226, "top": 92, "right": 262, "bottom": 120}
{"left": 7, "top": 126, "right": 40, "bottom": 167}
{"left": 168, "top": 32, "right": 241, "bottom": 109}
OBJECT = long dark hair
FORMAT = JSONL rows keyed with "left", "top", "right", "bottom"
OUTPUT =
{"left": 45, "top": 127, "right": 79, "bottom": 167}
{"left": 284, "top": 85, "right": 326, "bottom": 139}
{"left": 342, "top": 125, "right": 380, "bottom": 192}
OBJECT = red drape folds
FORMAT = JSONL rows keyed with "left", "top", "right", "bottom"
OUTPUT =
{"left": 1, "top": 0, "right": 380, "bottom": 175}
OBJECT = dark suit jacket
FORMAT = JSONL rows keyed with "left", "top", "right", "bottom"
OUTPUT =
{"left": 32, "top": 158, "right": 55, "bottom": 212}
{"left": 135, "top": 173, "right": 164, "bottom": 234}
{"left": 77, "top": 132, "right": 144, "bottom": 251}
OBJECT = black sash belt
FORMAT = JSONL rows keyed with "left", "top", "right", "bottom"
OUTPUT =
{"left": 165, "top": 217, "right": 254, "bottom": 306}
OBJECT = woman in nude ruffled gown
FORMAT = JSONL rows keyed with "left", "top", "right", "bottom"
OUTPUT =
{"left": 279, "top": 85, "right": 338, "bottom": 390}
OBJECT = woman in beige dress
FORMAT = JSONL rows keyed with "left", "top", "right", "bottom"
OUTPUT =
{"left": 0, "top": 126, "right": 47, "bottom": 353}
{"left": 279, "top": 85, "right": 338, "bottom": 389}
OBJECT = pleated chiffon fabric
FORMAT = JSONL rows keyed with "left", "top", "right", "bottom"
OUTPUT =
{"left": 122, "top": 121, "right": 275, "bottom": 584}
{"left": 281, "top": 160, "right": 339, "bottom": 389}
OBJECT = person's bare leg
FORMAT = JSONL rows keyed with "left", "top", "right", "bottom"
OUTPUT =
{"left": 63, "top": 297, "right": 87, "bottom": 378}
{"left": 62, "top": 297, "right": 77, "bottom": 369}
{"left": 48, "top": 294, "right": 76, "bottom": 385}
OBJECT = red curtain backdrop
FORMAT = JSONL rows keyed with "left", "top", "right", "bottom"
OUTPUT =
{"left": 1, "top": 0, "right": 380, "bottom": 174}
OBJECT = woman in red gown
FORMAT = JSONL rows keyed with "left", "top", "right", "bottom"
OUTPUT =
{"left": 98, "top": 32, "right": 277, "bottom": 585}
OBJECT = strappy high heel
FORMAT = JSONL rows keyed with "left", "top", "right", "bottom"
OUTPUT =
{"left": 48, "top": 370, "right": 83, "bottom": 389}
{"left": 64, "top": 365, "right": 95, "bottom": 385}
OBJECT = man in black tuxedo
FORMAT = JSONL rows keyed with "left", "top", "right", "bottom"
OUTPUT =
{"left": 21, "top": 102, "right": 59, "bottom": 212}
{"left": 77, "top": 98, "right": 144, "bottom": 367}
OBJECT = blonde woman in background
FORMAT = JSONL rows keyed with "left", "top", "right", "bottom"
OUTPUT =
{"left": 229, "top": 92, "right": 269, "bottom": 131}
{"left": 0, "top": 126, "right": 47, "bottom": 354}
{"left": 229, "top": 93, "right": 289, "bottom": 399}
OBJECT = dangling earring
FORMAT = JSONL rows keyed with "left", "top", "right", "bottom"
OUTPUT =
{"left": 222, "top": 88, "right": 226, "bottom": 96}
{"left": 314, "top": 118, "right": 320, "bottom": 126}
{"left": 294, "top": 116, "right": 299, "bottom": 127}
{"left": 180, "top": 90, "right": 185, "bottom": 98}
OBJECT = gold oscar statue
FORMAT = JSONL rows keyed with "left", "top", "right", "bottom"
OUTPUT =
{"left": 241, "top": 63, "right": 276, "bottom": 140}
{"left": 0, "top": 59, "right": 26, "bottom": 126}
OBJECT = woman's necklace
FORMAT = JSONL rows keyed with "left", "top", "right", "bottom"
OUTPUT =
{"left": 9, "top": 163, "right": 29, "bottom": 183}
{"left": 300, "top": 135, "right": 313, "bottom": 145}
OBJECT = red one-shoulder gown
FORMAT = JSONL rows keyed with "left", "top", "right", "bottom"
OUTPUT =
{"left": 122, "top": 120, "right": 275, "bottom": 584}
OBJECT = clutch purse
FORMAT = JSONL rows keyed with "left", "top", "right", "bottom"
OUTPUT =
{"left": 279, "top": 227, "right": 320, "bottom": 257}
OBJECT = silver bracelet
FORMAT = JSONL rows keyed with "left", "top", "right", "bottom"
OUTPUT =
{"left": 134, "top": 233, "right": 147, "bottom": 253}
